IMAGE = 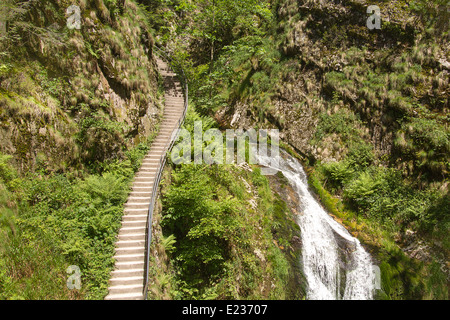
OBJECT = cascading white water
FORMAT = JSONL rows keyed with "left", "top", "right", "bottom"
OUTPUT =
{"left": 258, "top": 151, "right": 376, "bottom": 300}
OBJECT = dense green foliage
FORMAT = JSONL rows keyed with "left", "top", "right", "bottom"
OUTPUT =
{"left": 0, "top": 0, "right": 161, "bottom": 172}
{"left": 0, "top": 142, "right": 151, "bottom": 299}
{"left": 0, "top": 0, "right": 448, "bottom": 300}
{"left": 0, "top": 0, "right": 161, "bottom": 299}
{"left": 150, "top": 109, "right": 302, "bottom": 300}
{"left": 307, "top": 168, "right": 448, "bottom": 300}
{"left": 145, "top": 0, "right": 449, "bottom": 300}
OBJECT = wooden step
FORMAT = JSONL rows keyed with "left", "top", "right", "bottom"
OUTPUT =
{"left": 117, "top": 233, "right": 146, "bottom": 242}
{"left": 118, "top": 226, "right": 147, "bottom": 235}
{"left": 134, "top": 176, "right": 156, "bottom": 183}
{"left": 105, "top": 292, "right": 144, "bottom": 300}
{"left": 128, "top": 194, "right": 152, "bottom": 200}
{"left": 107, "top": 284, "right": 144, "bottom": 296}
{"left": 114, "top": 253, "right": 146, "bottom": 263}
{"left": 121, "top": 220, "right": 147, "bottom": 228}
{"left": 124, "top": 203, "right": 150, "bottom": 210}
{"left": 109, "top": 276, "right": 145, "bottom": 287}
{"left": 136, "top": 170, "right": 157, "bottom": 176}
{"left": 115, "top": 246, "right": 146, "bottom": 255}
{"left": 131, "top": 187, "right": 154, "bottom": 194}
{"left": 114, "top": 260, "right": 145, "bottom": 270}
{"left": 127, "top": 196, "right": 152, "bottom": 203}
{"left": 122, "top": 214, "right": 148, "bottom": 222}
{"left": 115, "top": 240, "right": 146, "bottom": 248}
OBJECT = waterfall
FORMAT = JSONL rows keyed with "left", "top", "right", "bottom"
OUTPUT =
{"left": 258, "top": 151, "right": 376, "bottom": 300}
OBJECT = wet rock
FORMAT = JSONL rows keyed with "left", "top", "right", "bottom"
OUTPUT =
{"left": 291, "top": 235, "right": 302, "bottom": 249}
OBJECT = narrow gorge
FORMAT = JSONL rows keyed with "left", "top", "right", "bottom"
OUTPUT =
{"left": 0, "top": 0, "right": 448, "bottom": 301}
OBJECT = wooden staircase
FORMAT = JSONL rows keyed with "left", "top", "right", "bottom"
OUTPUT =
{"left": 105, "top": 56, "right": 185, "bottom": 300}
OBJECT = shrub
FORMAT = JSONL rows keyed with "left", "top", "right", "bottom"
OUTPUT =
{"left": 314, "top": 109, "right": 360, "bottom": 141}
{"left": 344, "top": 171, "right": 385, "bottom": 210}
{"left": 347, "top": 142, "right": 375, "bottom": 168}
{"left": 395, "top": 118, "right": 449, "bottom": 178}
{"left": 0, "top": 154, "right": 17, "bottom": 185}
{"left": 160, "top": 161, "right": 294, "bottom": 299}
{"left": 321, "top": 161, "right": 355, "bottom": 189}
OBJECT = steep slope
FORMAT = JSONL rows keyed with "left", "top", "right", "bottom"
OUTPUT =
{"left": 1, "top": 0, "right": 447, "bottom": 300}
{"left": 144, "top": 0, "right": 449, "bottom": 299}
{"left": 0, "top": 0, "right": 164, "bottom": 299}
{"left": 0, "top": 0, "right": 162, "bottom": 173}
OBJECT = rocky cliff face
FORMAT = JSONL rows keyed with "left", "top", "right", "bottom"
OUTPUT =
{"left": 0, "top": 0, "right": 162, "bottom": 173}
{"left": 209, "top": 0, "right": 449, "bottom": 294}
{"left": 217, "top": 0, "right": 449, "bottom": 176}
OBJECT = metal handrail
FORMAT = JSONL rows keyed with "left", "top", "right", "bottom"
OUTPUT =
{"left": 143, "top": 45, "right": 189, "bottom": 300}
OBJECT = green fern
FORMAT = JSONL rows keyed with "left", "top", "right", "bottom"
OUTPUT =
{"left": 161, "top": 234, "right": 177, "bottom": 253}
